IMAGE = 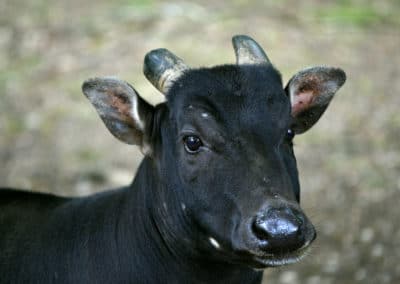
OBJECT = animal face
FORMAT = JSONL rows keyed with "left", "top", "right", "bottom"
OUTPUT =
{"left": 82, "top": 35, "right": 345, "bottom": 268}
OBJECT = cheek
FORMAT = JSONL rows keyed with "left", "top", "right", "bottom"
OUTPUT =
{"left": 179, "top": 149, "right": 226, "bottom": 191}
{"left": 179, "top": 150, "right": 211, "bottom": 184}
{"left": 180, "top": 157, "right": 199, "bottom": 183}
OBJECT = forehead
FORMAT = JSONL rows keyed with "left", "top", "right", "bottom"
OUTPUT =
{"left": 168, "top": 65, "right": 290, "bottom": 131}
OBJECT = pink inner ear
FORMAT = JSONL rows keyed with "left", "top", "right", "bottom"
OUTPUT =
{"left": 291, "top": 90, "right": 315, "bottom": 116}
{"left": 106, "top": 89, "right": 135, "bottom": 125}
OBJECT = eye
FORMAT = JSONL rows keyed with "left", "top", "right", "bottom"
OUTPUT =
{"left": 183, "top": 135, "right": 203, "bottom": 153}
{"left": 286, "top": 129, "right": 295, "bottom": 143}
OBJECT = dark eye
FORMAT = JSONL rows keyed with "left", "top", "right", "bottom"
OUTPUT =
{"left": 183, "top": 135, "right": 203, "bottom": 153}
{"left": 286, "top": 129, "right": 295, "bottom": 143}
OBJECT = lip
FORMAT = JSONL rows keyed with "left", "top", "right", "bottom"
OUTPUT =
{"left": 249, "top": 240, "right": 312, "bottom": 268}
{"left": 252, "top": 252, "right": 306, "bottom": 268}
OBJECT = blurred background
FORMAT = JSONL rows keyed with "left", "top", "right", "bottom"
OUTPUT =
{"left": 0, "top": 0, "right": 399, "bottom": 283}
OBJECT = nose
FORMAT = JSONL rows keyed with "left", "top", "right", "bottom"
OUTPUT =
{"left": 251, "top": 207, "right": 309, "bottom": 253}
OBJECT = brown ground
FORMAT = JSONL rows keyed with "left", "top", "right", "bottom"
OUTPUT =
{"left": 1, "top": 0, "right": 399, "bottom": 283}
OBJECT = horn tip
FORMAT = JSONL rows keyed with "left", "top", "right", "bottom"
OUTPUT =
{"left": 143, "top": 48, "right": 188, "bottom": 94}
{"left": 232, "top": 34, "right": 255, "bottom": 45}
{"left": 231, "top": 34, "right": 271, "bottom": 65}
{"left": 232, "top": 35, "right": 254, "bottom": 50}
{"left": 143, "top": 49, "right": 168, "bottom": 83}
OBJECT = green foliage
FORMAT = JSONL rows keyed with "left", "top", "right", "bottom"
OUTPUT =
{"left": 315, "top": 0, "right": 400, "bottom": 27}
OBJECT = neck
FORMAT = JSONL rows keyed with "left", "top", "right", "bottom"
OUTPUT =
{"left": 118, "top": 157, "right": 262, "bottom": 283}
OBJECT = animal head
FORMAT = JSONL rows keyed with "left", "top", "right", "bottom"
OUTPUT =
{"left": 82, "top": 35, "right": 345, "bottom": 268}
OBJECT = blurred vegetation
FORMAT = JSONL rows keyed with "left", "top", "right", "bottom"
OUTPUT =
{"left": 315, "top": 0, "right": 400, "bottom": 26}
{"left": 0, "top": 0, "right": 399, "bottom": 283}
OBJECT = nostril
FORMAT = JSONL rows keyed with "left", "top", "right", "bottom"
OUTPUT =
{"left": 251, "top": 217, "right": 272, "bottom": 240}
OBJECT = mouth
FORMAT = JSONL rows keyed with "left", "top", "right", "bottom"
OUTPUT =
{"left": 248, "top": 240, "right": 313, "bottom": 268}
{"left": 252, "top": 249, "right": 308, "bottom": 268}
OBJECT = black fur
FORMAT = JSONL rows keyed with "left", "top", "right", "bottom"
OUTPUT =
{"left": 0, "top": 64, "right": 321, "bottom": 284}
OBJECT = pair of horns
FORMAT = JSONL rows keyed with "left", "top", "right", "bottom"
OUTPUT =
{"left": 143, "top": 35, "right": 271, "bottom": 94}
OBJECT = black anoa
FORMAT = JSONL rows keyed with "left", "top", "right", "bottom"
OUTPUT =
{"left": 0, "top": 35, "right": 346, "bottom": 284}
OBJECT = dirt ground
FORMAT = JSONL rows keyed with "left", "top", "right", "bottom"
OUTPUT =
{"left": 1, "top": 0, "right": 399, "bottom": 283}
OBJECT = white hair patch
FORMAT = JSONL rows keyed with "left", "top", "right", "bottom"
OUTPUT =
{"left": 209, "top": 237, "right": 220, "bottom": 250}
{"left": 130, "top": 94, "right": 145, "bottom": 131}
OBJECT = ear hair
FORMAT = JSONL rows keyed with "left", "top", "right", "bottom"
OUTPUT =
{"left": 82, "top": 77, "right": 154, "bottom": 155}
{"left": 286, "top": 66, "right": 346, "bottom": 134}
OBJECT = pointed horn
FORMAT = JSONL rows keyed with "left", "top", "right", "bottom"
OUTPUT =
{"left": 232, "top": 35, "right": 271, "bottom": 65}
{"left": 143, "top": 48, "right": 188, "bottom": 94}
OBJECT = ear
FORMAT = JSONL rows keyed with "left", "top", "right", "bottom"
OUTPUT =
{"left": 285, "top": 66, "right": 346, "bottom": 134}
{"left": 82, "top": 77, "right": 154, "bottom": 155}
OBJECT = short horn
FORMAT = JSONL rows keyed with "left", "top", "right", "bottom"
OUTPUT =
{"left": 143, "top": 48, "right": 188, "bottom": 94}
{"left": 232, "top": 35, "right": 271, "bottom": 65}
